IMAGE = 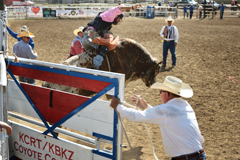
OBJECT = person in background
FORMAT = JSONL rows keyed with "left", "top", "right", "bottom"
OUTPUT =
{"left": 231, "top": 0, "right": 236, "bottom": 14}
{"left": 7, "top": 25, "right": 35, "bottom": 50}
{"left": 189, "top": 4, "right": 196, "bottom": 19}
{"left": 183, "top": 5, "right": 189, "bottom": 18}
{"left": 0, "top": 121, "right": 12, "bottom": 136}
{"left": 198, "top": 5, "right": 203, "bottom": 18}
{"left": 12, "top": 31, "right": 38, "bottom": 84}
{"left": 82, "top": 3, "right": 142, "bottom": 69}
{"left": 160, "top": 17, "right": 179, "bottom": 69}
{"left": 110, "top": 76, "right": 206, "bottom": 160}
{"left": 219, "top": 2, "right": 226, "bottom": 19}
{"left": 68, "top": 26, "right": 85, "bottom": 58}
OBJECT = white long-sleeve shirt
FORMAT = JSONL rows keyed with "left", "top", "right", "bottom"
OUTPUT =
{"left": 117, "top": 98, "right": 204, "bottom": 157}
{"left": 160, "top": 25, "right": 179, "bottom": 43}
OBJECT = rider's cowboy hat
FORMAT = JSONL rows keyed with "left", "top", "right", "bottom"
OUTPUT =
{"left": 17, "top": 31, "right": 35, "bottom": 38}
{"left": 74, "top": 27, "right": 84, "bottom": 36}
{"left": 151, "top": 76, "right": 193, "bottom": 98}
{"left": 19, "top": 25, "right": 29, "bottom": 31}
{"left": 165, "top": 17, "right": 175, "bottom": 23}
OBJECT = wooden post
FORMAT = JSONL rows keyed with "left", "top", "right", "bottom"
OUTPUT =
{"left": 203, "top": 0, "right": 206, "bottom": 18}
{"left": 0, "top": 0, "right": 4, "bottom": 11}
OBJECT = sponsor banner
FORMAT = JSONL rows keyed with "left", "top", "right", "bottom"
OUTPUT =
{"left": 9, "top": 122, "right": 92, "bottom": 160}
{"left": 29, "top": 6, "right": 43, "bottom": 17}
{"left": 56, "top": 10, "right": 80, "bottom": 17}
{"left": 43, "top": 9, "right": 56, "bottom": 17}
{"left": 56, "top": 9, "right": 102, "bottom": 17}
{"left": 13, "top": 7, "right": 27, "bottom": 14}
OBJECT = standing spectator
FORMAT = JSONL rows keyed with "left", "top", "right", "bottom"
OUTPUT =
{"left": 7, "top": 25, "right": 35, "bottom": 50}
{"left": 82, "top": 3, "right": 142, "bottom": 69}
{"left": 0, "top": 121, "right": 12, "bottom": 136}
{"left": 231, "top": 0, "right": 236, "bottom": 14}
{"left": 12, "top": 31, "right": 38, "bottom": 84}
{"left": 160, "top": 17, "right": 179, "bottom": 69}
{"left": 168, "top": 1, "right": 174, "bottom": 14}
{"left": 183, "top": 5, "right": 189, "bottom": 18}
{"left": 189, "top": 4, "right": 196, "bottom": 19}
{"left": 198, "top": 5, "right": 203, "bottom": 18}
{"left": 169, "top": 1, "right": 174, "bottom": 7}
{"left": 68, "top": 26, "right": 85, "bottom": 58}
{"left": 219, "top": 3, "right": 226, "bottom": 19}
{"left": 209, "top": 0, "right": 212, "bottom": 4}
{"left": 158, "top": 1, "right": 162, "bottom": 12}
{"left": 110, "top": 76, "right": 206, "bottom": 160}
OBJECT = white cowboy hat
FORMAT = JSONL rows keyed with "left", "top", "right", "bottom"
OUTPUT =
{"left": 19, "top": 25, "right": 29, "bottom": 31}
{"left": 151, "top": 76, "right": 193, "bottom": 98}
{"left": 74, "top": 26, "right": 84, "bottom": 36}
{"left": 165, "top": 17, "right": 175, "bottom": 23}
{"left": 17, "top": 31, "right": 35, "bottom": 38}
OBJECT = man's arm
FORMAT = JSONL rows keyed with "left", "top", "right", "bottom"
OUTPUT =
{"left": 174, "top": 26, "right": 179, "bottom": 46}
{"left": 6, "top": 26, "right": 19, "bottom": 39}
{"left": 25, "top": 45, "right": 38, "bottom": 59}
{"left": 0, "top": 121, "right": 12, "bottom": 136}
{"left": 160, "top": 26, "right": 166, "bottom": 38}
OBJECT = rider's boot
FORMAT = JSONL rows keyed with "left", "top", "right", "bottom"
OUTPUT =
{"left": 92, "top": 45, "right": 109, "bottom": 69}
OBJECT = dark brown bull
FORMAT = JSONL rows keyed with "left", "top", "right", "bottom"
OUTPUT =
{"left": 43, "top": 38, "right": 162, "bottom": 96}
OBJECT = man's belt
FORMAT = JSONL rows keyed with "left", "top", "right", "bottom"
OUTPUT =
{"left": 164, "top": 40, "right": 174, "bottom": 42}
{"left": 172, "top": 149, "right": 205, "bottom": 160}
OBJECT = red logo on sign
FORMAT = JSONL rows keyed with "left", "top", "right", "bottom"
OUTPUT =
{"left": 31, "top": 7, "right": 40, "bottom": 14}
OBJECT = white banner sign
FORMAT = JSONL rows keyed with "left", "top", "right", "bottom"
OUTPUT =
{"left": 9, "top": 122, "right": 93, "bottom": 160}
{"left": 29, "top": 6, "right": 43, "bottom": 17}
{"left": 56, "top": 9, "right": 103, "bottom": 18}
{"left": 13, "top": 7, "right": 27, "bottom": 14}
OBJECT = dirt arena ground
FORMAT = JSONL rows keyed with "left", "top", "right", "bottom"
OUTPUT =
{"left": 7, "top": 16, "right": 240, "bottom": 160}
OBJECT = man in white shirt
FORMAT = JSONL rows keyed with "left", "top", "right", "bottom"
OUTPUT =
{"left": 160, "top": 17, "right": 179, "bottom": 69}
{"left": 110, "top": 76, "right": 206, "bottom": 160}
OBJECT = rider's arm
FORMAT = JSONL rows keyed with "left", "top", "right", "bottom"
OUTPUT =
{"left": 118, "top": 4, "right": 142, "bottom": 12}
{"left": 100, "top": 4, "right": 142, "bottom": 22}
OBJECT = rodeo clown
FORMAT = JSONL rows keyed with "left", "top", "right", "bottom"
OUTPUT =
{"left": 82, "top": 3, "right": 142, "bottom": 69}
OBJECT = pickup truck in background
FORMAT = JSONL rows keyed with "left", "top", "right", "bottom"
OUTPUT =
{"left": 175, "top": 0, "right": 198, "bottom": 5}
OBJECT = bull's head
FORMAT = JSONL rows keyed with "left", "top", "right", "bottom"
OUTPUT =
{"left": 141, "top": 61, "right": 162, "bottom": 87}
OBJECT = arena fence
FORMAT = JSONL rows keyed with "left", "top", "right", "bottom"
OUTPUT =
{"left": 6, "top": 5, "right": 178, "bottom": 19}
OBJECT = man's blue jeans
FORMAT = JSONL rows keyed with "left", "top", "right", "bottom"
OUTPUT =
{"left": 190, "top": 11, "right": 193, "bottom": 19}
{"left": 184, "top": 11, "right": 189, "bottom": 18}
{"left": 220, "top": 10, "right": 224, "bottom": 19}
{"left": 163, "top": 40, "right": 176, "bottom": 66}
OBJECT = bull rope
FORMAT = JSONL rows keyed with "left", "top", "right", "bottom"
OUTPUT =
{"left": 105, "top": 55, "right": 111, "bottom": 72}
{"left": 116, "top": 95, "right": 159, "bottom": 160}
